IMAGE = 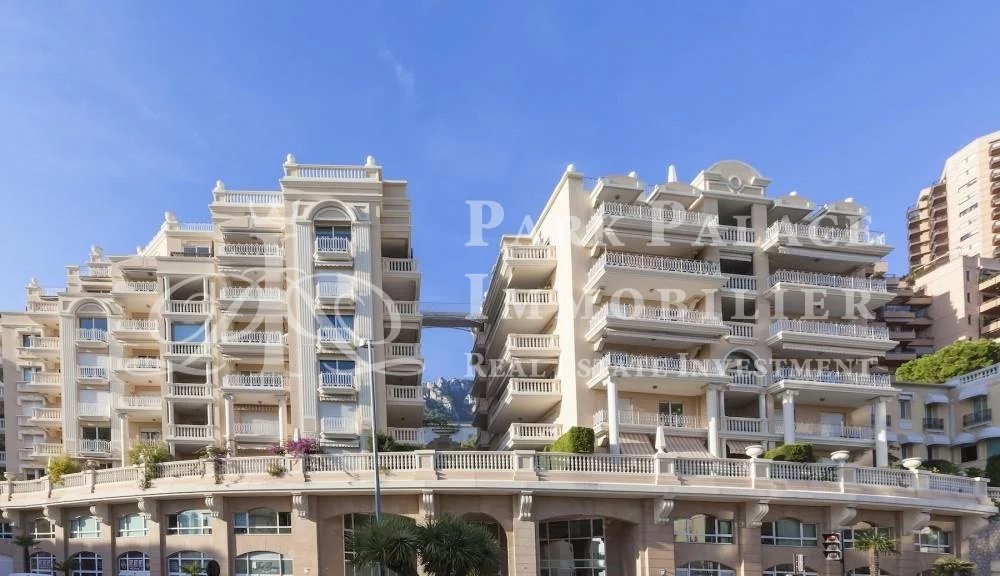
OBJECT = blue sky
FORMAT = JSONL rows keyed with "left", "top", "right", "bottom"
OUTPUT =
{"left": 2, "top": 2, "right": 999, "bottom": 380}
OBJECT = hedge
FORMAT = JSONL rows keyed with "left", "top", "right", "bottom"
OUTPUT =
{"left": 763, "top": 443, "right": 815, "bottom": 463}
{"left": 548, "top": 427, "right": 595, "bottom": 454}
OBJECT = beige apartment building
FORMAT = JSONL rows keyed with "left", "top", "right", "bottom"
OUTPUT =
{"left": 0, "top": 157, "right": 994, "bottom": 576}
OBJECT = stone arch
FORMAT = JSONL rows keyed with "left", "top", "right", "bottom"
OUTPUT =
{"left": 723, "top": 348, "right": 760, "bottom": 372}
{"left": 307, "top": 200, "right": 357, "bottom": 223}
{"left": 461, "top": 512, "right": 509, "bottom": 576}
{"left": 70, "top": 299, "right": 112, "bottom": 316}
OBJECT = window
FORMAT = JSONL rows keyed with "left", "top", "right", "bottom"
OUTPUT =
{"left": 316, "top": 225, "right": 352, "bottom": 240}
{"left": 33, "top": 517, "right": 55, "bottom": 539}
{"left": 676, "top": 561, "right": 736, "bottom": 576}
{"left": 761, "top": 518, "right": 818, "bottom": 547}
{"left": 843, "top": 524, "right": 895, "bottom": 549}
{"left": 117, "top": 552, "right": 150, "bottom": 574}
{"left": 234, "top": 508, "right": 292, "bottom": 535}
{"left": 960, "top": 444, "right": 978, "bottom": 462}
{"left": 20, "top": 366, "right": 41, "bottom": 382}
{"left": 21, "top": 333, "right": 33, "bottom": 347}
{"left": 898, "top": 399, "right": 911, "bottom": 421}
{"left": 972, "top": 395, "right": 989, "bottom": 414}
{"left": 320, "top": 359, "right": 356, "bottom": 373}
{"left": 658, "top": 402, "right": 685, "bottom": 426}
{"left": 235, "top": 552, "right": 294, "bottom": 576}
{"left": 673, "top": 515, "right": 734, "bottom": 544}
{"left": 323, "top": 314, "right": 355, "bottom": 330}
{"left": 988, "top": 438, "right": 1000, "bottom": 457}
{"left": 30, "top": 551, "right": 56, "bottom": 575}
{"left": 167, "top": 510, "right": 212, "bottom": 535}
{"left": 168, "top": 551, "right": 211, "bottom": 576}
{"left": 916, "top": 526, "right": 952, "bottom": 553}
{"left": 70, "top": 515, "right": 101, "bottom": 538}
{"left": 182, "top": 245, "right": 211, "bottom": 257}
{"left": 69, "top": 552, "right": 102, "bottom": 576}
{"left": 81, "top": 427, "right": 112, "bottom": 441}
{"left": 538, "top": 518, "right": 606, "bottom": 576}
{"left": 171, "top": 323, "right": 206, "bottom": 342}
{"left": 78, "top": 317, "right": 108, "bottom": 331}
{"left": 765, "top": 565, "right": 817, "bottom": 576}
{"left": 117, "top": 513, "right": 149, "bottom": 537}
{"left": 901, "top": 444, "right": 913, "bottom": 459}
{"left": 0, "top": 522, "right": 11, "bottom": 538}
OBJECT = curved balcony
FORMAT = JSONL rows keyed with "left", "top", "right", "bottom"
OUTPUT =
{"left": 217, "top": 243, "right": 284, "bottom": 267}
{"left": 487, "top": 378, "right": 562, "bottom": 431}
{"left": 769, "top": 368, "right": 895, "bottom": 406}
{"left": 587, "top": 303, "right": 728, "bottom": 349}
{"left": 767, "top": 319, "right": 897, "bottom": 359}
{"left": 319, "top": 371, "right": 357, "bottom": 395}
{"left": 496, "top": 244, "right": 556, "bottom": 287}
{"left": 762, "top": 222, "right": 891, "bottom": 272}
{"left": 314, "top": 236, "right": 352, "bottom": 262}
{"left": 766, "top": 270, "right": 892, "bottom": 317}
{"left": 219, "top": 331, "right": 286, "bottom": 357}
{"left": 582, "top": 201, "right": 718, "bottom": 250}
{"left": 589, "top": 351, "right": 728, "bottom": 394}
{"left": 585, "top": 251, "right": 725, "bottom": 300}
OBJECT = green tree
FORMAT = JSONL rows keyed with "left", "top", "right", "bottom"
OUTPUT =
{"left": 13, "top": 534, "right": 39, "bottom": 572}
{"left": 53, "top": 558, "right": 77, "bottom": 576}
{"left": 127, "top": 441, "right": 172, "bottom": 465}
{"left": 896, "top": 339, "right": 1000, "bottom": 384}
{"left": 45, "top": 454, "right": 80, "bottom": 486}
{"left": 347, "top": 514, "right": 503, "bottom": 576}
{"left": 930, "top": 555, "right": 976, "bottom": 576}
{"left": 179, "top": 563, "right": 206, "bottom": 576}
{"left": 853, "top": 530, "right": 896, "bottom": 576}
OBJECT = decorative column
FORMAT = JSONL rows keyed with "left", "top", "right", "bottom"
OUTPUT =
{"left": 118, "top": 413, "right": 128, "bottom": 467}
{"left": 781, "top": 390, "right": 797, "bottom": 445}
{"left": 758, "top": 394, "right": 767, "bottom": 420}
{"left": 294, "top": 221, "right": 319, "bottom": 434}
{"left": 706, "top": 385, "right": 721, "bottom": 457}
{"left": 607, "top": 379, "right": 620, "bottom": 455}
{"left": 874, "top": 397, "right": 889, "bottom": 467}
{"left": 278, "top": 396, "right": 288, "bottom": 444}
{"left": 223, "top": 393, "right": 234, "bottom": 451}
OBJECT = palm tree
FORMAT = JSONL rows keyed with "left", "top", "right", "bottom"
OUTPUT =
{"left": 930, "top": 556, "right": 976, "bottom": 576}
{"left": 12, "top": 535, "right": 38, "bottom": 573}
{"left": 53, "top": 559, "right": 77, "bottom": 576}
{"left": 419, "top": 516, "right": 502, "bottom": 576}
{"left": 853, "top": 530, "right": 896, "bottom": 576}
{"left": 346, "top": 515, "right": 420, "bottom": 576}
{"left": 180, "top": 563, "right": 207, "bottom": 576}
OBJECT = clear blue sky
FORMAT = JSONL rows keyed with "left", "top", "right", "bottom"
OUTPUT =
{"left": 2, "top": 2, "right": 999, "bottom": 380}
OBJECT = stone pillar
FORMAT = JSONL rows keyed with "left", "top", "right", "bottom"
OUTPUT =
{"left": 223, "top": 393, "right": 234, "bottom": 450}
{"left": 294, "top": 221, "right": 319, "bottom": 434}
{"left": 278, "top": 397, "right": 288, "bottom": 444}
{"left": 874, "top": 397, "right": 889, "bottom": 467}
{"left": 758, "top": 393, "right": 767, "bottom": 420}
{"left": 510, "top": 493, "right": 538, "bottom": 576}
{"left": 782, "top": 390, "right": 797, "bottom": 445}
{"left": 118, "top": 413, "right": 128, "bottom": 467}
{"left": 706, "top": 385, "right": 721, "bottom": 456}
{"left": 607, "top": 379, "right": 620, "bottom": 455}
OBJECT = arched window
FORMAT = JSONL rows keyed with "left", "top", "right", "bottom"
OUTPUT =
{"left": 235, "top": 552, "right": 293, "bottom": 576}
{"left": 32, "top": 517, "right": 55, "bottom": 539}
{"left": 30, "top": 551, "right": 56, "bottom": 575}
{"left": 69, "top": 552, "right": 102, "bottom": 576}
{"left": 117, "top": 552, "right": 150, "bottom": 574}
{"left": 117, "top": 513, "right": 149, "bottom": 537}
{"left": 676, "top": 561, "right": 736, "bottom": 576}
{"left": 234, "top": 507, "right": 292, "bottom": 534}
{"left": 916, "top": 526, "right": 952, "bottom": 554}
{"left": 765, "top": 565, "right": 817, "bottom": 576}
{"left": 70, "top": 515, "right": 101, "bottom": 538}
{"left": 167, "top": 551, "right": 211, "bottom": 576}
{"left": 538, "top": 519, "right": 607, "bottom": 576}
{"left": 843, "top": 522, "right": 895, "bottom": 548}
{"left": 673, "top": 514, "right": 735, "bottom": 543}
{"left": 761, "top": 517, "right": 819, "bottom": 547}
{"left": 166, "top": 510, "right": 212, "bottom": 535}
{"left": 0, "top": 522, "right": 12, "bottom": 538}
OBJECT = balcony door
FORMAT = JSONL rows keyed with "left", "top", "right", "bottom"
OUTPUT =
{"left": 821, "top": 412, "right": 845, "bottom": 436}
{"left": 659, "top": 402, "right": 684, "bottom": 427}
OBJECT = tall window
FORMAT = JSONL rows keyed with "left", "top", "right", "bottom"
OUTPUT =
{"left": 69, "top": 552, "right": 102, "bottom": 576}
{"left": 70, "top": 515, "right": 101, "bottom": 539}
{"left": 960, "top": 444, "right": 978, "bottom": 462}
{"left": 117, "top": 514, "right": 149, "bottom": 537}
{"left": 320, "top": 359, "right": 356, "bottom": 373}
{"left": 33, "top": 517, "right": 55, "bottom": 539}
{"left": 117, "top": 552, "right": 150, "bottom": 574}
{"left": 167, "top": 551, "right": 211, "bottom": 576}
{"left": 78, "top": 317, "right": 108, "bottom": 332}
{"left": 235, "top": 552, "right": 294, "bottom": 576}
{"left": 676, "top": 561, "right": 736, "bottom": 576}
{"left": 843, "top": 524, "right": 895, "bottom": 548}
{"left": 323, "top": 314, "right": 355, "bottom": 330}
{"left": 761, "top": 518, "right": 818, "bottom": 547}
{"left": 898, "top": 399, "right": 912, "bottom": 421}
{"left": 658, "top": 402, "right": 685, "bottom": 426}
{"left": 538, "top": 518, "right": 606, "bottom": 576}
{"left": 171, "top": 323, "right": 206, "bottom": 342}
{"left": 166, "top": 510, "right": 212, "bottom": 535}
{"left": 0, "top": 522, "right": 11, "bottom": 539}
{"left": 316, "top": 225, "right": 352, "bottom": 241}
{"left": 30, "top": 551, "right": 56, "bottom": 575}
{"left": 916, "top": 526, "right": 952, "bottom": 553}
{"left": 234, "top": 508, "right": 292, "bottom": 535}
{"left": 673, "top": 515, "right": 734, "bottom": 544}
{"left": 20, "top": 366, "right": 41, "bottom": 382}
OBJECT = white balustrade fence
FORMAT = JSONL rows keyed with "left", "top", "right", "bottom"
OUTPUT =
{"left": 765, "top": 222, "right": 887, "bottom": 245}
{"left": 770, "top": 319, "right": 890, "bottom": 340}
{"left": 316, "top": 237, "right": 351, "bottom": 253}
{"left": 769, "top": 269, "right": 888, "bottom": 292}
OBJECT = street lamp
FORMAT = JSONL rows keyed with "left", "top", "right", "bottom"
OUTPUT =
{"left": 362, "top": 339, "right": 382, "bottom": 520}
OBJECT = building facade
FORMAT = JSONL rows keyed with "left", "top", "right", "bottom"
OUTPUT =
{"left": 874, "top": 275, "right": 934, "bottom": 374}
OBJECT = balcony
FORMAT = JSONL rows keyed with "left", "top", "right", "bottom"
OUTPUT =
{"left": 78, "top": 402, "right": 111, "bottom": 420}
{"left": 165, "top": 383, "right": 213, "bottom": 400}
{"left": 316, "top": 327, "right": 355, "bottom": 351}
{"left": 766, "top": 270, "right": 892, "bottom": 316}
{"left": 585, "top": 251, "right": 725, "bottom": 299}
{"left": 319, "top": 371, "right": 357, "bottom": 395}
{"left": 163, "top": 300, "right": 209, "bottom": 316}
{"left": 219, "top": 331, "right": 286, "bottom": 356}
{"left": 213, "top": 190, "right": 283, "bottom": 206}
{"left": 77, "top": 366, "right": 109, "bottom": 382}
{"left": 26, "top": 299, "right": 59, "bottom": 316}
{"left": 76, "top": 328, "right": 109, "bottom": 347}
{"left": 166, "top": 424, "right": 215, "bottom": 442}
{"left": 31, "top": 443, "right": 65, "bottom": 458}
{"left": 963, "top": 410, "right": 992, "bottom": 428}
{"left": 587, "top": 303, "right": 728, "bottom": 349}
{"left": 496, "top": 244, "right": 556, "bottom": 287}
{"left": 217, "top": 243, "right": 284, "bottom": 267}
{"left": 234, "top": 421, "right": 281, "bottom": 439}
{"left": 386, "top": 427, "right": 422, "bottom": 445}
{"left": 114, "top": 357, "right": 164, "bottom": 374}
{"left": 769, "top": 368, "right": 894, "bottom": 406}
{"left": 589, "top": 352, "right": 728, "bottom": 394}
{"left": 222, "top": 373, "right": 286, "bottom": 393}
{"left": 725, "top": 322, "right": 758, "bottom": 344}
{"left": 500, "top": 334, "right": 560, "bottom": 365}
{"left": 724, "top": 416, "right": 770, "bottom": 436}
{"left": 384, "top": 300, "right": 422, "bottom": 329}
{"left": 320, "top": 417, "right": 358, "bottom": 438}
{"left": 17, "top": 372, "right": 62, "bottom": 394}
{"left": 923, "top": 417, "right": 945, "bottom": 431}
{"left": 721, "top": 274, "right": 757, "bottom": 294}
{"left": 314, "top": 237, "right": 352, "bottom": 262}
{"left": 78, "top": 439, "right": 113, "bottom": 456}
{"left": 767, "top": 319, "right": 897, "bottom": 359}
{"left": 117, "top": 395, "right": 163, "bottom": 412}
{"left": 582, "top": 201, "right": 719, "bottom": 250}
{"left": 316, "top": 282, "right": 356, "bottom": 307}
{"left": 981, "top": 297, "right": 1000, "bottom": 316}
{"left": 774, "top": 421, "right": 875, "bottom": 445}
{"left": 762, "top": 222, "right": 891, "bottom": 272}
{"left": 488, "top": 378, "right": 562, "bottom": 430}
{"left": 729, "top": 370, "right": 765, "bottom": 389}
{"left": 112, "top": 281, "right": 159, "bottom": 307}
{"left": 165, "top": 342, "right": 211, "bottom": 358}
{"left": 218, "top": 287, "right": 285, "bottom": 315}
{"left": 29, "top": 407, "right": 63, "bottom": 427}
{"left": 18, "top": 336, "right": 60, "bottom": 357}
{"left": 111, "top": 319, "right": 159, "bottom": 342}
{"left": 497, "top": 423, "right": 561, "bottom": 449}
{"left": 387, "top": 384, "right": 424, "bottom": 426}
{"left": 594, "top": 409, "right": 707, "bottom": 435}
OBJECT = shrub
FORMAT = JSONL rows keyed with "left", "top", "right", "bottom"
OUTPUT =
{"left": 984, "top": 455, "right": 1000, "bottom": 486}
{"left": 271, "top": 437, "right": 322, "bottom": 457}
{"left": 267, "top": 462, "right": 286, "bottom": 477}
{"left": 763, "top": 443, "right": 815, "bottom": 463}
{"left": 127, "top": 442, "right": 172, "bottom": 465}
{"left": 46, "top": 454, "right": 80, "bottom": 486}
{"left": 549, "top": 427, "right": 595, "bottom": 454}
{"left": 896, "top": 339, "right": 1000, "bottom": 384}
{"left": 922, "top": 459, "right": 962, "bottom": 476}
{"left": 963, "top": 466, "right": 985, "bottom": 479}
{"left": 368, "top": 432, "right": 422, "bottom": 452}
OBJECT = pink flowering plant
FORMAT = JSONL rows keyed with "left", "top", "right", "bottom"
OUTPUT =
{"left": 271, "top": 437, "right": 321, "bottom": 457}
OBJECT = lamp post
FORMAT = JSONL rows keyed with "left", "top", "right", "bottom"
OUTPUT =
{"left": 363, "top": 339, "right": 382, "bottom": 520}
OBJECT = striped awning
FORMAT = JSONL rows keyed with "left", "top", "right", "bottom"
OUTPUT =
{"left": 664, "top": 436, "right": 712, "bottom": 457}
{"left": 619, "top": 433, "right": 655, "bottom": 455}
{"left": 726, "top": 439, "right": 757, "bottom": 455}
{"left": 925, "top": 392, "right": 950, "bottom": 404}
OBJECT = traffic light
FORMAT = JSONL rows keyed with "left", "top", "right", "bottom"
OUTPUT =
{"left": 822, "top": 532, "right": 843, "bottom": 561}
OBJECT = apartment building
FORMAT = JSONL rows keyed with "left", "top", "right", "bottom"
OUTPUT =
{"left": 0, "top": 155, "right": 424, "bottom": 479}
{"left": 472, "top": 161, "right": 902, "bottom": 467}
{"left": 874, "top": 275, "right": 934, "bottom": 373}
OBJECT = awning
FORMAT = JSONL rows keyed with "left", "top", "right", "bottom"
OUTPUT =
{"left": 664, "top": 436, "right": 712, "bottom": 457}
{"left": 953, "top": 433, "right": 976, "bottom": 445}
{"left": 958, "top": 382, "right": 988, "bottom": 401}
{"left": 977, "top": 426, "right": 1000, "bottom": 440}
{"left": 897, "top": 433, "right": 925, "bottom": 445}
{"left": 619, "top": 433, "right": 655, "bottom": 455}
{"left": 725, "top": 439, "right": 758, "bottom": 455}
{"left": 925, "top": 392, "right": 950, "bottom": 404}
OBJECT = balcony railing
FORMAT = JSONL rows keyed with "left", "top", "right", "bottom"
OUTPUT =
{"left": 113, "top": 281, "right": 158, "bottom": 293}
{"left": 723, "top": 274, "right": 757, "bottom": 291}
{"left": 223, "top": 374, "right": 285, "bottom": 389}
{"left": 508, "top": 378, "right": 561, "bottom": 395}
{"left": 27, "top": 300, "right": 59, "bottom": 313}
{"left": 319, "top": 371, "right": 356, "bottom": 392}
{"left": 923, "top": 417, "right": 945, "bottom": 431}
{"left": 778, "top": 421, "right": 875, "bottom": 440}
{"left": 724, "top": 417, "right": 768, "bottom": 434}
{"left": 78, "top": 439, "right": 112, "bottom": 454}
{"left": 167, "top": 342, "right": 209, "bottom": 355}
{"left": 30, "top": 408, "right": 62, "bottom": 421}
{"left": 115, "top": 357, "right": 163, "bottom": 371}
{"left": 220, "top": 287, "right": 284, "bottom": 301}
{"left": 165, "top": 300, "right": 208, "bottom": 314}
{"left": 771, "top": 368, "right": 891, "bottom": 388}
{"left": 770, "top": 319, "right": 891, "bottom": 340}
{"left": 387, "top": 427, "right": 422, "bottom": 445}
{"left": 166, "top": 384, "right": 212, "bottom": 398}
{"left": 503, "top": 245, "right": 556, "bottom": 262}
{"left": 587, "top": 201, "right": 717, "bottom": 232}
{"left": 726, "top": 322, "right": 756, "bottom": 339}
{"left": 219, "top": 243, "right": 284, "bottom": 257}
{"left": 947, "top": 361, "right": 1000, "bottom": 386}
{"left": 598, "top": 352, "right": 725, "bottom": 377}
{"left": 234, "top": 421, "right": 280, "bottom": 436}
{"left": 590, "top": 251, "right": 721, "bottom": 281}
{"left": 221, "top": 331, "right": 285, "bottom": 344}
{"left": 113, "top": 319, "right": 158, "bottom": 331}
{"left": 21, "top": 336, "right": 60, "bottom": 350}
{"left": 78, "top": 403, "right": 110, "bottom": 418}
{"left": 317, "top": 327, "right": 354, "bottom": 343}
{"left": 118, "top": 396, "right": 162, "bottom": 410}
{"left": 963, "top": 410, "right": 992, "bottom": 428}
{"left": 765, "top": 222, "right": 887, "bottom": 245}
{"left": 316, "top": 282, "right": 354, "bottom": 299}
{"left": 383, "top": 258, "right": 418, "bottom": 273}
{"left": 388, "top": 343, "right": 421, "bottom": 357}
{"left": 729, "top": 371, "right": 765, "bottom": 387}
{"left": 167, "top": 424, "right": 214, "bottom": 439}
{"left": 387, "top": 385, "right": 423, "bottom": 402}
{"left": 77, "top": 366, "right": 109, "bottom": 380}
{"left": 76, "top": 328, "right": 108, "bottom": 343}
{"left": 594, "top": 409, "right": 706, "bottom": 429}
{"left": 32, "top": 443, "right": 64, "bottom": 457}
{"left": 216, "top": 191, "right": 283, "bottom": 205}
{"left": 504, "top": 423, "right": 561, "bottom": 443}
{"left": 591, "top": 303, "right": 723, "bottom": 331}
{"left": 320, "top": 417, "right": 357, "bottom": 435}
{"left": 769, "top": 270, "right": 888, "bottom": 292}
{"left": 315, "top": 237, "right": 351, "bottom": 254}
{"left": 505, "top": 334, "right": 559, "bottom": 355}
